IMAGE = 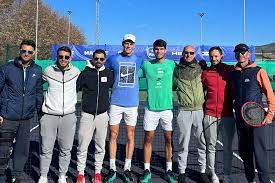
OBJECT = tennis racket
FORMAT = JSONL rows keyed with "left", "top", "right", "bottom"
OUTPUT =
{"left": 241, "top": 101, "right": 266, "bottom": 127}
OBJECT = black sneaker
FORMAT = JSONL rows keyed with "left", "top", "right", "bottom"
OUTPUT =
{"left": 104, "top": 169, "right": 116, "bottom": 183}
{"left": 178, "top": 173, "right": 186, "bottom": 183}
{"left": 122, "top": 170, "right": 134, "bottom": 182}
{"left": 199, "top": 173, "right": 210, "bottom": 183}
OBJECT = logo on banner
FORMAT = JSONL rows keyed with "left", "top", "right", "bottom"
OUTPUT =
{"left": 202, "top": 51, "right": 209, "bottom": 56}
{"left": 146, "top": 47, "right": 155, "bottom": 60}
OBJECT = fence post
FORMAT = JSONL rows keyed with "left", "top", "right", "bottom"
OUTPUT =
{"left": 261, "top": 49, "right": 264, "bottom": 61}
{"left": 5, "top": 44, "right": 9, "bottom": 64}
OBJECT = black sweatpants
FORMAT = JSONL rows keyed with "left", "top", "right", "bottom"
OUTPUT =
{"left": 0, "top": 119, "right": 31, "bottom": 181}
{"left": 235, "top": 115, "right": 270, "bottom": 183}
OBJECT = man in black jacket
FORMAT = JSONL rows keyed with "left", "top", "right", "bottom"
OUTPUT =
{"left": 76, "top": 49, "right": 113, "bottom": 183}
{"left": 0, "top": 39, "right": 43, "bottom": 183}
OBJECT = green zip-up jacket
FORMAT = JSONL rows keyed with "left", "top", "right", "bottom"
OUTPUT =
{"left": 173, "top": 59, "right": 204, "bottom": 110}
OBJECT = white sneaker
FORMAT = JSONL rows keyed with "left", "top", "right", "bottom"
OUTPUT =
{"left": 223, "top": 175, "right": 234, "bottom": 183}
{"left": 38, "top": 176, "right": 48, "bottom": 183}
{"left": 58, "top": 175, "right": 67, "bottom": 183}
{"left": 211, "top": 173, "right": 220, "bottom": 183}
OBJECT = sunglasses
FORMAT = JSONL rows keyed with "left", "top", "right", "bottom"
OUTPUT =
{"left": 235, "top": 51, "right": 247, "bottom": 57}
{"left": 20, "top": 50, "right": 34, "bottom": 55}
{"left": 184, "top": 51, "right": 195, "bottom": 55}
{"left": 94, "top": 57, "right": 105, "bottom": 61}
{"left": 58, "top": 55, "right": 70, "bottom": 60}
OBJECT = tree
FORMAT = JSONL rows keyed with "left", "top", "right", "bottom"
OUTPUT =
{"left": 0, "top": 0, "right": 87, "bottom": 61}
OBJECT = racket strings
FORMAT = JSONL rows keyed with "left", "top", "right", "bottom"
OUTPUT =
{"left": 243, "top": 104, "right": 265, "bottom": 125}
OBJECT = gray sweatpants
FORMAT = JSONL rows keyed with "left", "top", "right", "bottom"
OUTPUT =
{"left": 203, "top": 115, "right": 235, "bottom": 175}
{"left": 77, "top": 111, "right": 109, "bottom": 174}
{"left": 40, "top": 113, "right": 77, "bottom": 177}
{"left": 177, "top": 109, "right": 206, "bottom": 174}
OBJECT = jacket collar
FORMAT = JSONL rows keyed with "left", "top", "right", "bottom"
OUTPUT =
{"left": 235, "top": 61, "right": 256, "bottom": 71}
{"left": 53, "top": 62, "right": 72, "bottom": 72}
{"left": 14, "top": 57, "right": 34, "bottom": 68}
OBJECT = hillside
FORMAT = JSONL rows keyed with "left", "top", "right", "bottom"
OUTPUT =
{"left": 256, "top": 43, "right": 275, "bottom": 59}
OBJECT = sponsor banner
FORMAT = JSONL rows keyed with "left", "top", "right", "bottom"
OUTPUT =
{"left": 52, "top": 45, "right": 255, "bottom": 62}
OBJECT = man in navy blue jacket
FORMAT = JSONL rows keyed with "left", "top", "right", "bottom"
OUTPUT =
{"left": 0, "top": 39, "right": 43, "bottom": 183}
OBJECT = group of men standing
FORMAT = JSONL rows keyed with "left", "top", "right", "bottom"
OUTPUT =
{"left": 0, "top": 35, "right": 274, "bottom": 183}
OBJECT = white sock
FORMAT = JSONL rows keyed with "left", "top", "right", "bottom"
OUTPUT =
{"left": 144, "top": 163, "right": 150, "bottom": 171}
{"left": 124, "top": 159, "right": 132, "bottom": 171}
{"left": 110, "top": 159, "right": 116, "bottom": 171}
{"left": 166, "top": 162, "right": 172, "bottom": 171}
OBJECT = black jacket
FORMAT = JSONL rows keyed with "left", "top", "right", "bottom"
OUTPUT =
{"left": 0, "top": 58, "right": 43, "bottom": 120}
{"left": 77, "top": 62, "right": 114, "bottom": 115}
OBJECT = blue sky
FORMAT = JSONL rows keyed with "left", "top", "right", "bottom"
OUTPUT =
{"left": 44, "top": 0, "right": 275, "bottom": 46}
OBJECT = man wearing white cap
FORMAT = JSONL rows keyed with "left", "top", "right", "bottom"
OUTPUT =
{"left": 104, "top": 34, "right": 143, "bottom": 183}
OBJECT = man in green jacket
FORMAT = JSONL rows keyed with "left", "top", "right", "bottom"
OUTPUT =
{"left": 173, "top": 45, "right": 209, "bottom": 183}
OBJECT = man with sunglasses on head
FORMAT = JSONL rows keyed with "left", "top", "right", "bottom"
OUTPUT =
{"left": 232, "top": 43, "right": 275, "bottom": 183}
{"left": 76, "top": 49, "right": 114, "bottom": 183}
{"left": 38, "top": 46, "right": 80, "bottom": 183}
{"left": 173, "top": 45, "right": 209, "bottom": 183}
{"left": 0, "top": 39, "right": 43, "bottom": 183}
{"left": 201, "top": 46, "right": 235, "bottom": 183}
{"left": 138, "top": 39, "right": 176, "bottom": 183}
{"left": 104, "top": 34, "right": 143, "bottom": 183}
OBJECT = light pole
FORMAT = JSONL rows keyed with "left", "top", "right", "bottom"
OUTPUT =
{"left": 95, "top": 0, "right": 100, "bottom": 45}
{"left": 67, "top": 10, "right": 72, "bottom": 45}
{"left": 35, "top": 0, "right": 39, "bottom": 61}
{"left": 243, "top": 0, "right": 246, "bottom": 43}
{"left": 197, "top": 12, "right": 205, "bottom": 46}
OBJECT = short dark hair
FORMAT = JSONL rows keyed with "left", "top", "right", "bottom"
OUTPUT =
{"left": 153, "top": 39, "right": 167, "bottom": 49}
{"left": 93, "top": 49, "right": 106, "bottom": 58}
{"left": 209, "top": 46, "right": 223, "bottom": 55}
{"left": 57, "top": 46, "right": 72, "bottom": 56}
{"left": 20, "top": 39, "right": 36, "bottom": 50}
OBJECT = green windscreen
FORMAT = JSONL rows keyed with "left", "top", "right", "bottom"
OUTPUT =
{"left": 35, "top": 60, "right": 275, "bottom": 90}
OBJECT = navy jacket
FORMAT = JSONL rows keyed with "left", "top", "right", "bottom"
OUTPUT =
{"left": 232, "top": 66, "right": 263, "bottom": 117}
{"left": 0, "top": 58, "right": 44, "bottom": 120}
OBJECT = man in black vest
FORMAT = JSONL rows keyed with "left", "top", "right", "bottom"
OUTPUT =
{"left": 232, "top": 43, "right": 275, "bottom": 183}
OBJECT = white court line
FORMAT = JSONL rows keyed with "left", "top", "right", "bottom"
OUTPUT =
{"left": 217, "top": 140, "right": 260, "bottom": 173}
{"left": 216, "top": 140, "right": 243, "bottom": 162}
{"left": 30, "top": 124, "right": 39, "bottom": 132}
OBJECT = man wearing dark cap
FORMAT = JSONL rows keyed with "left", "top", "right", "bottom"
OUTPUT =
{"left": 232, "top": 43, "right": 275, "bottom": 183}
